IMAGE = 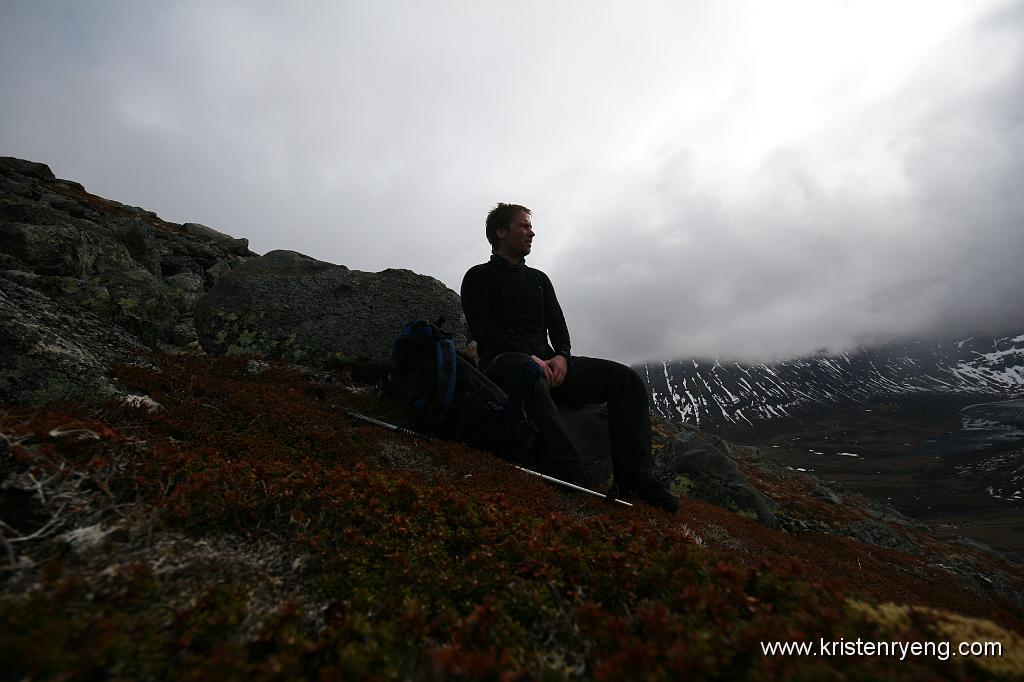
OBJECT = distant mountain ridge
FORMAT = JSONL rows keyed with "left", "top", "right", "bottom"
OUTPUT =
{"left": 638, "top": 332, "right": 1024, "bottom": 436}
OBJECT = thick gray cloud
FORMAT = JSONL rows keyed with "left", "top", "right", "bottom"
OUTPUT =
{"left": 558, "top": 1, "right": 1024, "bottom": 362}
{"left": 2, "top": 0, "right": 1021, "bottom": 364}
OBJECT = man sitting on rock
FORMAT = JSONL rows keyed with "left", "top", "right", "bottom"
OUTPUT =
{"left": 460, "top": 203, "right": 678, "bottom": 512}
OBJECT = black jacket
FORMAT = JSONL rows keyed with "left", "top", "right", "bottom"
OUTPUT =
{"left": 460, "top": 255, "right": 571, "bottom": 366}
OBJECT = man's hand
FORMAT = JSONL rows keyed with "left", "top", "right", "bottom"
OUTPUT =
{"left": 529, "top": 355, "right": 568, "bottom": 387}
{"left": 547, "top": 354, "right": 568, "bottom": 388}
{"left": 530, "top": 355, "right": 554, "bottom": 383}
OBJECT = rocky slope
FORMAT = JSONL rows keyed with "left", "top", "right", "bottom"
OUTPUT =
{"left": 0, "top": 156, "right": 255, "bottom": 403}
{"left": 3, "top": 356, "right": 1022, "bottom": 679}
{"left": 2, "top": 157, "right": 1022, "bottom": 679}
{"left": 640, "top": 333, "right": 1024, "bottom": 437}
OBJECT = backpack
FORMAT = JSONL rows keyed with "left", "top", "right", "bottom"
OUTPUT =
{"left": 388, "top": 319, "right": 535, "bottom": 463}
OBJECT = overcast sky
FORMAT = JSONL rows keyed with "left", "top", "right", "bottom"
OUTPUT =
{"left": 2, "top": 1, "right": 1022, "bottom": 364}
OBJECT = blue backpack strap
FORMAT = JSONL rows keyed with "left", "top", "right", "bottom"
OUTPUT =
{"left": 435, "top": 338, "right": 458, "bottom": 408}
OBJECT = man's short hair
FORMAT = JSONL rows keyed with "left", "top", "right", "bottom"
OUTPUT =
{"left": 486, "top": 203, "right": 531, "bottom": 248}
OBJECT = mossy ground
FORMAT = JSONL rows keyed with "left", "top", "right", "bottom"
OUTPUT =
{"left": 0, "top": 353, "right": 1020, "bottom": 679}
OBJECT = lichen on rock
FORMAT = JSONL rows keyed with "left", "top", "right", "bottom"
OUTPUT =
{"left": 194, "top": 249, "right": 467, "bottom": 376}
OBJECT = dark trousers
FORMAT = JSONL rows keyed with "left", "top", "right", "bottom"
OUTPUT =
{"left": 485, "top": 352, "right": 654, "bottom": 486}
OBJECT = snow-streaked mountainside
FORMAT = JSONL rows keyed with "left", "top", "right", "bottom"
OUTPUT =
{"left": 638, "top": 332, "right": 1024, "bottom": 436}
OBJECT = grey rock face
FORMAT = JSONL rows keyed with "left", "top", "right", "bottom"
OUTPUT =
{"left": 0, "top": 222, "right": 138, "bottom": 278}
{"left": 0, "top": 156, "right": 255, "bottom": 348}
{"left": 0, "top": 155, "right": 257, "bottom": 403}
{"left": 165, "top": 271, "right": 206, "bottom": 310}
{"left": 205, "top": 260, "right": 233, "bottom": 284}
{"left": 116, "top": 219, "right": 162, "bottom": 276}
{"left": 810, "top": 485, "right": 844, "bottom": 505}
{"left": 653, "top": 429, "right": 776, "bottom": 526}
{"left": 0, "top": 279, "right": 143, "bottom": 404}
{"left": 846, "top": 519, "right": 918, "bottom": 553}
{"left": 0, "top": 157, "right": 55, "bottom": 182}
{"left": 194, "top": 250, "right": 466, "bottom": 374}
{"left": 183, "top": 222, "right": 250, "bottom": 255}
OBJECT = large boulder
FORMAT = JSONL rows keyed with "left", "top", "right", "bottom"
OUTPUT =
{"left": 182, "top": 222, "right": 250, "bottom": 256}
{"left": 652, "top": 428, "right": 776, "bottom": 526}
{"left": 193, "top": 250, "right": 466, "bottom": 375}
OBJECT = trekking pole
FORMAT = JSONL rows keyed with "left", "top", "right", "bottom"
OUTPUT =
{"left": 515, "top": 467, "right": 633, "bottom": 507}
{"left": 340, "top": 408, "right": 631, "bottom": 507}
{"left": 342, "top": 408, "right": 435, "bottom": 443}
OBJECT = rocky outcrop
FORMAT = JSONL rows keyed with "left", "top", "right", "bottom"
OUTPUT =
{"left": 0, "top": 279, "right": 143, "bottom": 404}
{"left": 0, "top": 156, "right": 254, "bottom": 348}
{"left": 193, "top": 250, "right": 467, "bottom": 376}
{"left": 0, "top": 156, "right": 255, "bottom": 403}
{"left": 652, "top": 426, "right": 777, "bottom": 527}
{"left": 0, "top": 156, "right": 466, "bottom": 400}
{"left": 181, "top": 222, "right": 250, "bottom": 255}
{"left": 556, "top": 403, "right": 776, "bottom": 525}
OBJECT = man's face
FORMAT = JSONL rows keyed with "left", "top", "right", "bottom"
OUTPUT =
{"left": 497, "top": 211, "right": 534, "bottom": 260}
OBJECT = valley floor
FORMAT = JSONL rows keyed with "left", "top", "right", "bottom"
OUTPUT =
{"left": 745, "top": 403, "right": 1024, "bottom": 561}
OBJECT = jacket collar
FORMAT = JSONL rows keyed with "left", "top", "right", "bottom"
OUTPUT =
{"left": 489, "top": 253, "right": 526, "bottom": 268}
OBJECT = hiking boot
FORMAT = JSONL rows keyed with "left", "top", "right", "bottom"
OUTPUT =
{"left": 620, "top": 476, "right": 678, "bottom": 513}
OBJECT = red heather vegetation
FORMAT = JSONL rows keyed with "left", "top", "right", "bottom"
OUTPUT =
{"left": 0, "top": 353, "right": 1021, "bottom": 679}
